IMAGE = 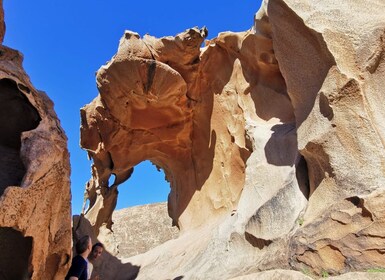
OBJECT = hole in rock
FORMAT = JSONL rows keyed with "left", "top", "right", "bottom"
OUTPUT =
{"left": 296, "top": 155, "right": 310, "bottom": 199}
{"left": 108, "top": 173, "right": 116, "bottom": 187}
{"left": 112, "top": 160, "right": 178, "bottom": 258}
{"left": 0, "top": 78, "right": 41, "bottom": 196}
{"left": 115, "top": 160, "right": 169, "bottom": 209}
{"left": 300, "top": 142, "right": 334, "bottom": 197}
{"left": 319, "top": 92, "right": 334, "bottom": 121}
{"left": 83, "top": 198, "right": 90, "bottom": 213}
{"left": 0, "top": 227, "right": 33, "bottom": 280}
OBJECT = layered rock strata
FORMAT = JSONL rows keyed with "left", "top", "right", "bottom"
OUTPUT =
{"left": 0, "top": 1, "right": 72, "bottom": 279}
{"left": 80, "top": 0, "right": 385, "bottom": 279}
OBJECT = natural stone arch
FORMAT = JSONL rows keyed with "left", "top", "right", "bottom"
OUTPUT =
{"left": 77, "top": 5, "right": 322, "bottom": 277}
{"left": 80, "top": 24, "right": 301, "bottom": 239}
{"left": 79, "top": 23, "right": 305, "bottom": 279}
{"left": 80, "top": 28, "right": 211, "bottom": 234}
{"left": 72, "top": 0, "right": 385, "bottom": 278}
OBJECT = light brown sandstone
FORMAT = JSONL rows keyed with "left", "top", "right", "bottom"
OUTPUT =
{"left": 111, "top": 202, "right": 178, "bottom": 258}
{"left": 78, "top": 0, "right": 385, "bottom": 279}
{"left": 0, "top": 5, "right": 71, "bottom": 280}
{"left": 229, "top": 270, "right": 385, "bottom": 280}
{"left": 229, "top": 269, "right": 313, "bottom": 280}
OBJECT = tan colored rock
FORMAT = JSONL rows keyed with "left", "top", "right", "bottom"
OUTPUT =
{"left": 230, "top": 270, "right": 385, "bottom": 280}
{"left": 267, "top": 0, "right": 385, "bottom": 275}
{"left": 71, "top": 203, "right": 179, "bottom": 279}
{"left": 81, "top": 25, "right": 299, "bottom": 232}
{"left": 267, "top": 0, "right": 385, "bottom": 215}
{"left": 112, "top": 202, "right": 179, "bottom": 258}
{"left": 329, "top": 272, "right": 385, "bottom": 280}
{"left": 79, "top": 0, "right": 385, "bottom": 279}
{"left": 291, "top": 190, "right": 385, "bottom": 274}
{"left": 229, "top": 269, "right": 313, "bottom": 280}
{"left": 0, "top": 6, "right": 71, "bottom": 280}
{"left": 81, "top": 23, "right": 303, "bottom": 280}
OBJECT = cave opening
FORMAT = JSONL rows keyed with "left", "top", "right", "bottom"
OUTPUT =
{"left": 111, "top": 160, "right": 179, "bottom": 258}
{"left": 0, "top": 227, "right": 33, "bottom": 280}
{"left": 0, "top": 78, "right": 41, "bottom": 196}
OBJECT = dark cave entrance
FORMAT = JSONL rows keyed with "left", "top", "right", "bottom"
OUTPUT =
{"left": 0, "top": 78, "right": 41, "bottom": 196}
{"left": 0, "top": 227, "right": 33, "bottom": 280}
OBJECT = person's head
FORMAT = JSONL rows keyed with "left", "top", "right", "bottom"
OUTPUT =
{"left": 75, "top": 235, "right": 92, "bottom": 255}
{"left": 89, "top": 242, "right": 104, "bottom": 260}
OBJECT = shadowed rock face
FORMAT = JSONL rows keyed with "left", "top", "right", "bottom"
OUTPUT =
{"left": 0, "top": 4, "right": 72, "bottom": 279}
{"left": 0, "top": 78, "right": 40, "bottom": 197}
{"left": 79, "top": 0, "right": 385, "bottom": 279}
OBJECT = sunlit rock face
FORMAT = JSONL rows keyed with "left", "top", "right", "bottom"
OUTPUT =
{"left": 112, "top": 202, "right": 179, "bottom": 258}
{"left": 80, "top": 26, "right": 264, "bottom": 233}
{"left": 268, "top": 0, "right": 385, "bottom": 275}
{"left": 80, "top": 0, "right": 385, "bottom": 278}
{"left": 0, "top": 2, "right": 72, "bottom": 279}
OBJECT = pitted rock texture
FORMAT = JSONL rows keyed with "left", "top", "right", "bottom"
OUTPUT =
{"left": 0, "top": 4, "right": 71, "bottom": 279}
{"left": 79, "top": 0, "right": 385, "bottom": 279}
{"left": 112, "top": 202, "right": 179, "bottom": 258}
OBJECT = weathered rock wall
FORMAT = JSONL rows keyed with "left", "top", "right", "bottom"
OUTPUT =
{"left": 0, "top": 2, "right": 72, "bottom": 279}
{"left": 267, "top": 0, "right": 385, "bottom": 274}
{"left": 79, "top": 0, "right": 385, "bottom": 279}
{"left": 112, "top": 202, "right": 178, "bottom": 258}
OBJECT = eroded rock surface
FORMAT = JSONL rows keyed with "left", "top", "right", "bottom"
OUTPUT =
{"left": 79, "top": 0, "right": 385, "bottom": 279}
{"left": 0, "top": 2, "right": 72, "bottom": 279}
{"left": 112, "top": 202, "right": 179, "bottom": 258}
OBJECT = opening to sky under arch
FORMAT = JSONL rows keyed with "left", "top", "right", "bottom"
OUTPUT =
{"left": 115, "top": 160, "right": 170, "bottom": 210}
{"left": 112, "top": 160, "right": 179, "bottom": 258}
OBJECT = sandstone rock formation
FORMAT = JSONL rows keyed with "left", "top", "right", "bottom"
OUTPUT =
{"left": 0, "top": 2, "right": 72, "bottom": 279}
{"left": 229, "top": 270, "right": 385, "bottom": 280}
{"left": 112, "top": 202, "right": 178, "bottom": 258}
{"left": 79, "top": 0, "right": 385, "bottom": 279}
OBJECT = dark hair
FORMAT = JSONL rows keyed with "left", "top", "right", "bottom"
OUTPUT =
{"left": 76, "top": 235, "right": 91, "bottom": 255}
{"left": 92, "top": 242, "right": 104, "bottom": 251}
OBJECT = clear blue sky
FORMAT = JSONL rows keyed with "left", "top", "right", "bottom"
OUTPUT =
{"left": 3, "top": 0, "right": 260, "bottom": 215}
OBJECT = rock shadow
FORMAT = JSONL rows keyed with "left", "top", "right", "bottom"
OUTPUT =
{"left": 0, "top": 78, "right": 40, "bottom": 196}
{"left": 72, "top": 214, "right": 141, "bottom": 280}
{"left": 0, "top": 227, "right": 33, "bottom": 280}
{"left": 264, "top": 123, "right": 298, "bottom": 167}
